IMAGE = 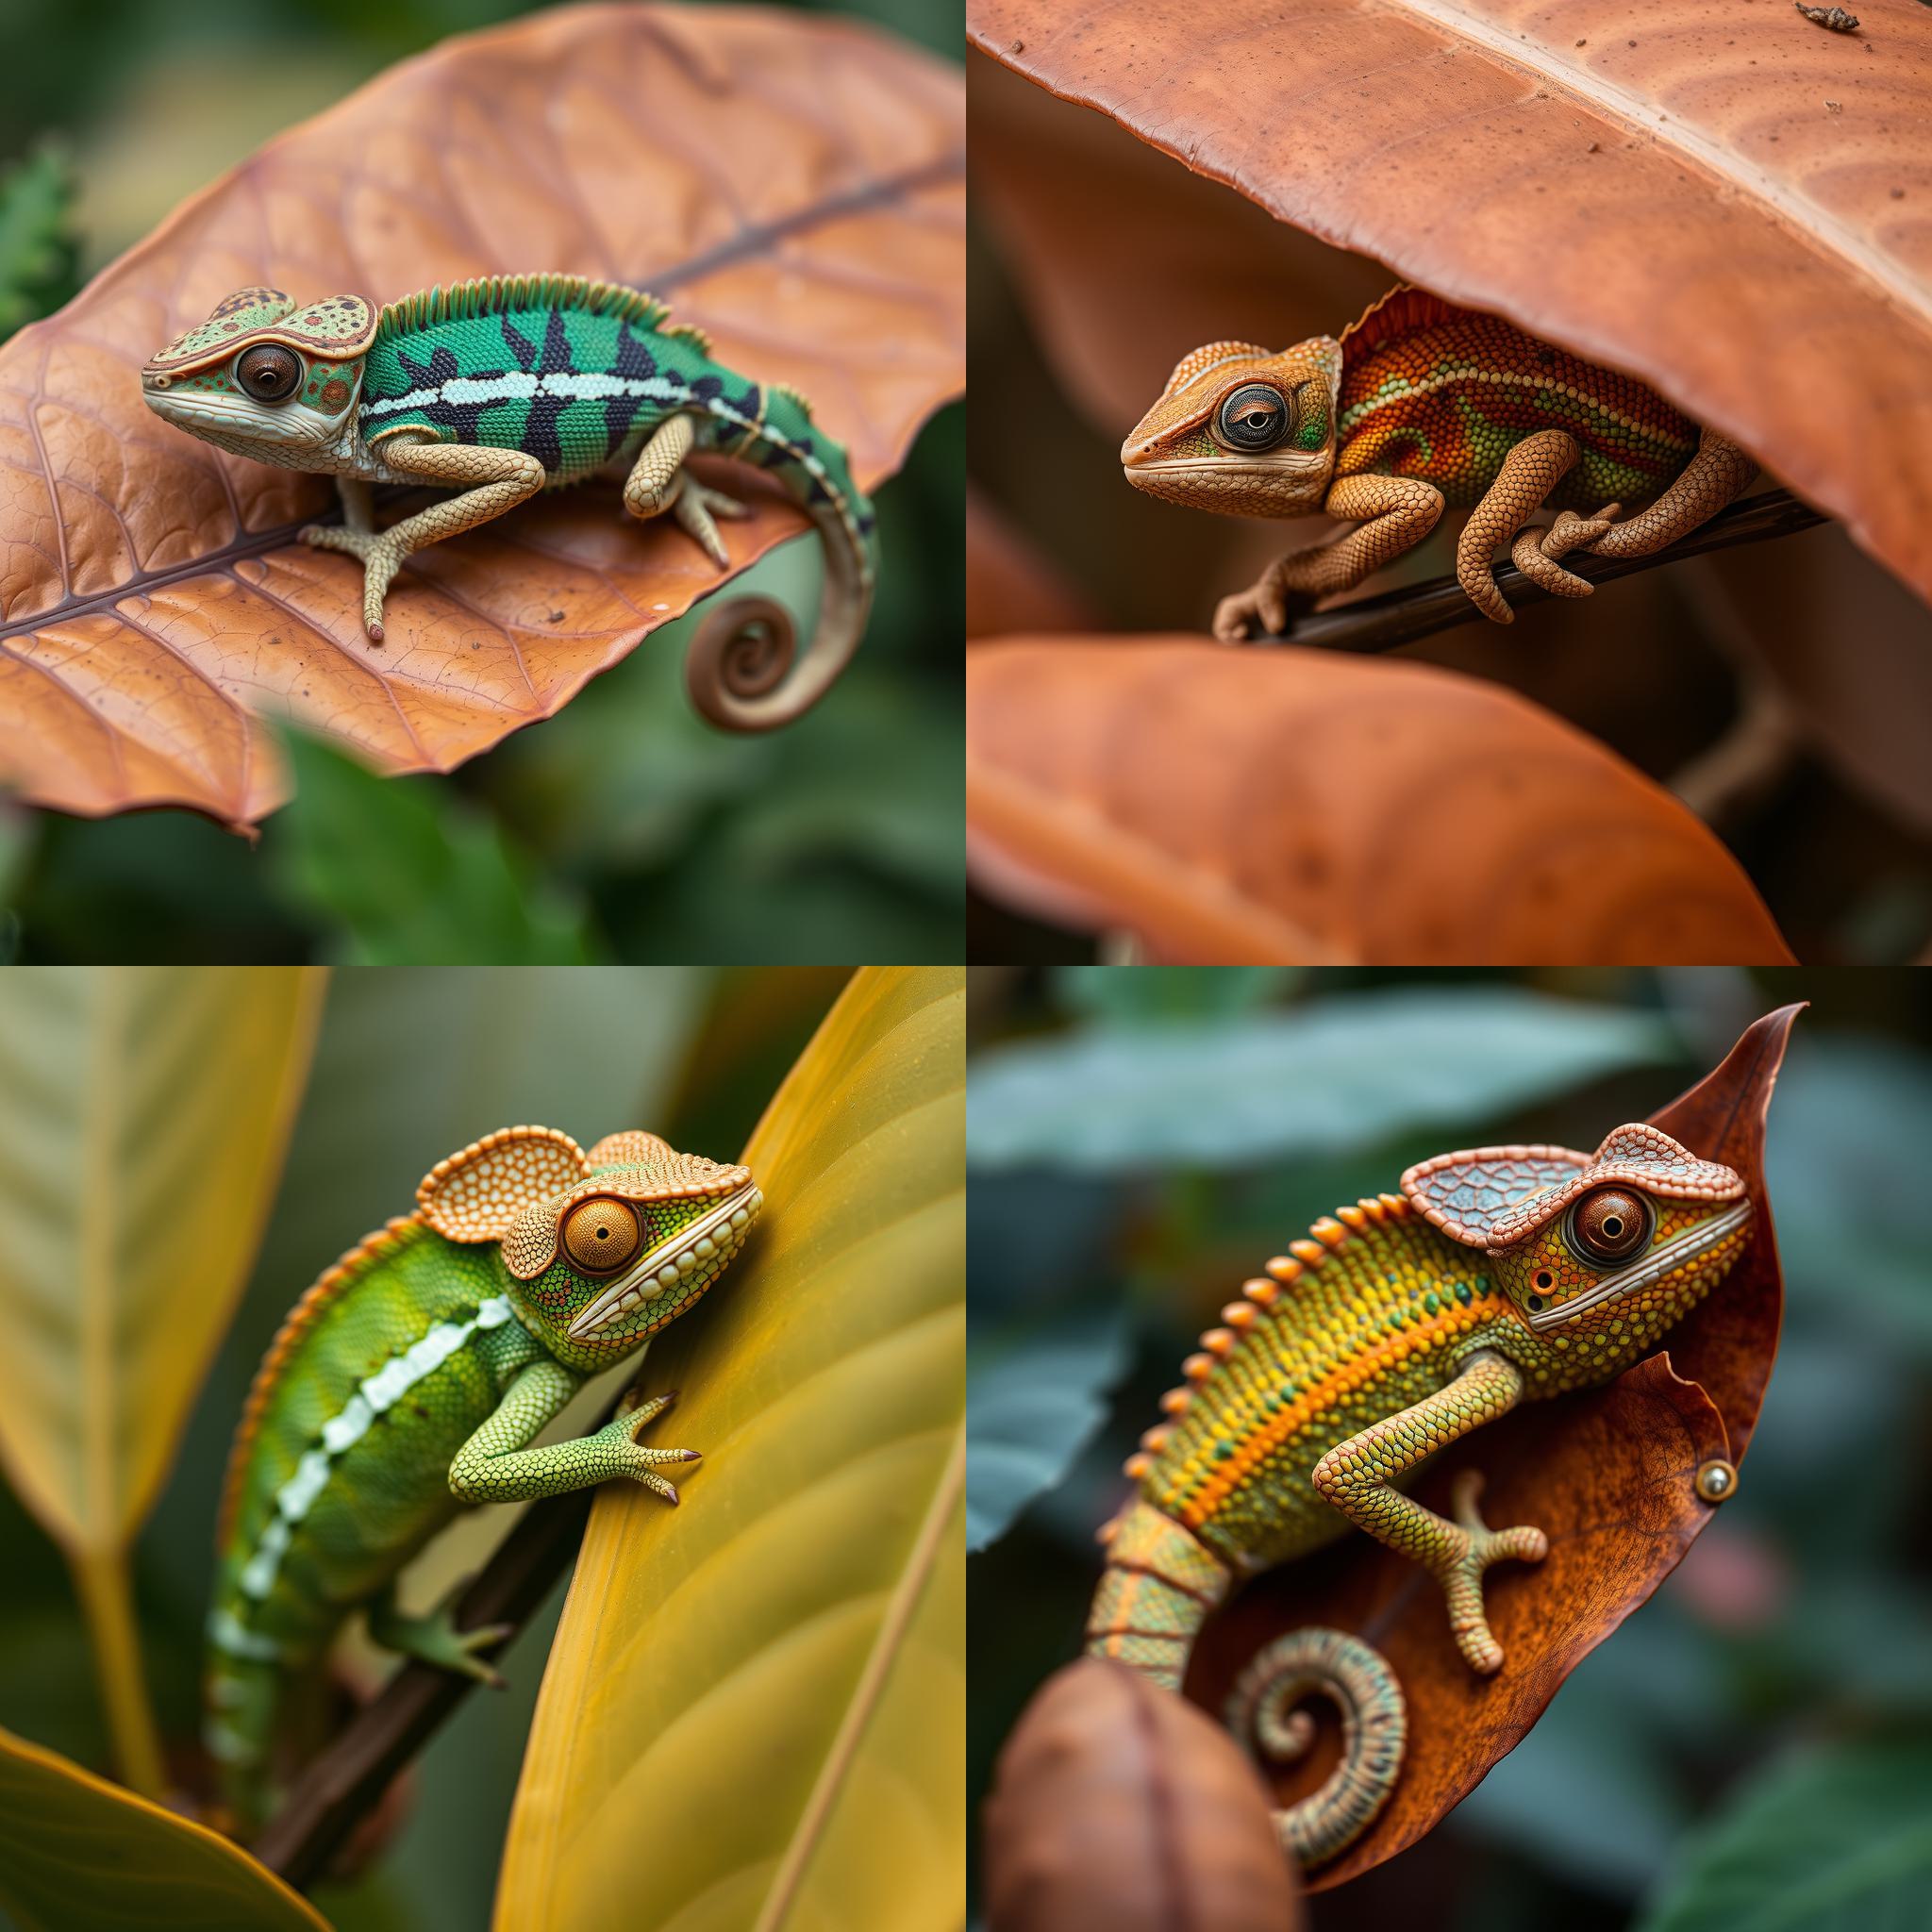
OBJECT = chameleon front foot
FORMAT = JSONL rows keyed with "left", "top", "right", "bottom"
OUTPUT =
{"left": 299, "top": 523, "right": 405, "bottom": 642}
{"left": 367, "top": 1582, "right": 513, "bottom": 1689}
{"left": 605, "top": 1386, "right": 703, "bottom": 1505}
{"left": 1432, "top": 1469, "right": 1548, "bottom": 1674}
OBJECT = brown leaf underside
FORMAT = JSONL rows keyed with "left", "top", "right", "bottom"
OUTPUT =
{"left": 0, "top": 4, "right": 964, "bottom": 824}
{"left": 966, "top": 636, "right": 1796, "bottom": 964}
{"left": 971, "top": 0, "right": 1932, "bottom": 615}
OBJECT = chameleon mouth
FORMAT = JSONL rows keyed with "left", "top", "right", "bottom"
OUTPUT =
{"left": 564, "top": 1180, "right": 763, "bottom": 1340}
{"left": 1522, "top": 1199, "right": 1754, "bottom": 1334}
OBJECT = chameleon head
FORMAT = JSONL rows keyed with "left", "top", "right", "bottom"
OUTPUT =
{"left": 1404, "top": 1124, "right": 1752, "bottom": 1369}
{"left": 139, "top": 287, "right": 375, "bottom": 469}
{"left": 1121, "top": 335, "right": 1342, "bottom": 517}
{"left": 414, "top": 1126, "right": 762, "bottom": 1374}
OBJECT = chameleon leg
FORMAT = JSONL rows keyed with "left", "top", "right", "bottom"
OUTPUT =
{"left": 366, "top": 1578, "right": 513, "bottom": 1690}
{"left": 301, "top": 437, "right": 545, "bottom": 642}
{"left": 1311, "top": 1350, "right": 1548, "bottom": 1674}
{"left": 447, "top": 1358, "right": 701, "bottom": 1507}
{"left": 621, "top": 412, "right": 751, "bottom": 569}
{"left": 1456, "top": 427, "right": 1612, "bottom": 624}
{"left": 1212, "top": 475, "right": 1443, "bottom": 641}
{"left": 335, "top": 475, "right": 376, "bottom": 536}
{"left": 1567, "top": 425, "right": 1757, "bottom": 560}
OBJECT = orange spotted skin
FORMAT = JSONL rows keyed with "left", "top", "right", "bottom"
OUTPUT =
{"left": 1336, "top": 289, "right": 1698, "bottom": 512}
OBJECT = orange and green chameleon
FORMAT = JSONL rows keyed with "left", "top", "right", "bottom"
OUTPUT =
{"left": 1123, "top": 286, "right": 1757, "bottom": 637}
{"left": 204, "top": 1125, "right": 762, "bottom": 1839}
{"left": 1087, "top": 1120, "right": 1755, "bottom": 1866}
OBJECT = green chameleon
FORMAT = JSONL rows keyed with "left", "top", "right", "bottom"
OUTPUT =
{"left": 205, "top": 1125, "right": 762, "bottom": 1838}
{"left": 140, "top": 276, "right": 875, "bottom": 729}
{"left": 1087, "top": 1119, "right": 1756, "bottom": 1865}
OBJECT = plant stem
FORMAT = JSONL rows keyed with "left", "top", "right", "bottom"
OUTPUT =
{"left": 71, "top": 1545, "right": 167, "bottom": 1799}
{"left": 1250, "top": 490, "right": 1825, "bottom": 655}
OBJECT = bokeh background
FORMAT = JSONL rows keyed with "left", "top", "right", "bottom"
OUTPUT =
{"left": 968, "top": 965, "right": 1932, "bottom": 1928}
{"left": 0, "top": 963, "right": 850, "bottom": 1932}
{"left": 968, "top": 56, "right": 1932, "bottom": 965}
{"left": 0, "top": 0, "right": 961, "bottom": 964}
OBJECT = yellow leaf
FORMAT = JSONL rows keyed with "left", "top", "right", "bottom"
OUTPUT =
{"left": 495, "top": 967, "right": 964, "bottom": 1932}
{"left": 0, "top": 1724, "right": 332, "bottom": 1932}
{"left": 0, "top": 967, "right": 325, "bottom": 1790}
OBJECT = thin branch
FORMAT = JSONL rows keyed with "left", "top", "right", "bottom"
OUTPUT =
{"left": 1250, "top": 491, "right": 1825, "bottom": 655}
{"left": 251, "top": 1390, "right": 626, "bottom": 1891}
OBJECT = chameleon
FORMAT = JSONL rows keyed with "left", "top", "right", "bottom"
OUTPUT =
{"left": 1122, "top": 286, "right": 1758, "bottom": 640}
{"left": 203, "top": 1124, "right": 763, "bottom": 1839}
{"left": 139, "top": 277, "right": 876, "bottom": 729}
{"left": 1086, "top": 1120, "right": 1756, "bottom": 1866}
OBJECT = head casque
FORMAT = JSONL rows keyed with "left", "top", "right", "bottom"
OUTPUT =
{"left": 140, "top": 287, "right": 375, "bottom": 474}
{"left": 415, "top": 1126, "right": 763, "bottom": 1374}
{"left": 1121, "top": 335, "right": 1343, "bottom": 517}
{"left": 1404, "top": 1124, "right": 1752, "bottom": 1382}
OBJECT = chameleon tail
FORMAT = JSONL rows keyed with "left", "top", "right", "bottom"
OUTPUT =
{"left": 1224, "top": 1626, "right": 1407, "bottom": 1866}
{"left": 1086, "top": 1501, "right": 1407, "bottom": 1868}
{"left": 202, "top": 1625, "right": 284, "bottom": 1839}
{"left": 685, "top": 396, "right": 877, "bottom": 731}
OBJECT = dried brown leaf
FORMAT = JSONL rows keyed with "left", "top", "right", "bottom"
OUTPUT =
{"left": 970, "top": 0, "right": 1932, "bottom": 615}
{"left": 0, "top": 4, "right": 963, "bottom": 824}
{"left": 985, "top": 1658, "right": 1305, "bottom": 1932}
{"left": 966, "top": 636, "right": 1796, "bottom": 963}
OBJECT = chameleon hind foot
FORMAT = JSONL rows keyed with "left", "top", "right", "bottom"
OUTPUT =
{"left": 666, "top": 474, "right": 751, "bottom": 569}
{"left": 1457, "top": 427, "right": 1582, "bottom": 623}
{"left": 367, "top": 1581, "right": 512, "bottom": 1690}
{"left": 299, "top": 523, "right": 407, "bottom": 643}
{"left": 1433, "top": 1469, "right": 1548, "bottom": 1675}
{"left": 1508, "top": 503, "right": 1622, "bottom": 598}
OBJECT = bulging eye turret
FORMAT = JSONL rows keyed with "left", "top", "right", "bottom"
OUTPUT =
{"left": 561, "top": 1196, "right": 641, "bottom": 1273}
{"left": 1215, "top": 383, "right": 1291, "bottom": 452}
{"left": 236, "top": 343, "right": 303, "bottom": 404}
{"left": 1566, "top": 1187, "right": 1653, "bottom": 1267}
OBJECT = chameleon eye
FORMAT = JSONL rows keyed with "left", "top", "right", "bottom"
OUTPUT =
{"left": 1215, "top": 382, "right": 1291, "bottom": 452}
{"left": 1567, "top": 1188, "right": 1653, "bottom": 1267}
{"left": 236, "top": 343, "right": 302, "bottom": 404}
{"left": 560, "top": 1196, "right": 641, "bottom": 1273}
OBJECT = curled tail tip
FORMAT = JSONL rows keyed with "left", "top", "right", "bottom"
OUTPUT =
{"left": 1226, "top": 1625, "right": 1407, "bottom": 1868}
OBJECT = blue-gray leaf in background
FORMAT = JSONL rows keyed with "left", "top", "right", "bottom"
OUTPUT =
{"left": 968, "top": 1307, "right": 1130, "bottom": 1554}
{"left": 968, "top": 987, "right": 1679, "bottom": 1172}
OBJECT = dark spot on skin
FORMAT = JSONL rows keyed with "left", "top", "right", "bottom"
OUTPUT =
{"left": 320, "top": 378, "right": 351, "bottom": 411}
{"left": 413, "top": 1405, "right": 430, "bottom": 1420}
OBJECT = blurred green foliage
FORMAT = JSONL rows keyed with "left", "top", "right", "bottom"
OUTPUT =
{"left": 967, "top": 966, "right": 1932, "bottom": 1931}
{"left": 0, "top": 966, "right": 844, "bottom": 1932}
{"left": 0, "top": 0, "right": 961, "bottom": 965}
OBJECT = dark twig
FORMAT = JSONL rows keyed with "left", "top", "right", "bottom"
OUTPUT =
{"left": 1247, "top": 491, "right": 1824, "bottom": 656}
{"left": 251, "top": 1390, "right": 625, "bottom": 1891}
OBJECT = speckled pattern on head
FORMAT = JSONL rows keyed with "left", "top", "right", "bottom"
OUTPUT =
{"left": 204, "top": 1122, "right": 762, "bottom": 1839}
{"left": 146, "top": 289, "right": 376, "bottom": 371}
{"left": 1084, "top": 1116, "right": 1753, "bottom": 1868}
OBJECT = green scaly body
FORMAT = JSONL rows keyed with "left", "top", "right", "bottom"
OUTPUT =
{"left": 204, "top": 1126, "right": 764, "bottom": 1839}
{"left": 1087, "top": 1125, "right": 1756, "bottom": 1866}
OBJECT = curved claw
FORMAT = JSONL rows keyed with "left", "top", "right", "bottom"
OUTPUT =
{"left": 1211, "top": 562, "right": 1291, "bottom": 642}
{"left": 1509, "top": 526, "right": 1595, "bottom": 599}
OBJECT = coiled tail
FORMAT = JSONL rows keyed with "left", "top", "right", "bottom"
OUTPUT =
{"left": 687, "top": 387, "right": 877, "bottom": 731}
{"left": 1087, "top": 1501, "right": 1407, "bottom": 1867}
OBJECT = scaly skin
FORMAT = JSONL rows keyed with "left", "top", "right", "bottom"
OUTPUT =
{"left": 1122, "top": 286, "right": 1757, "bottom": 636}
{"left": 139, "top": 277, "right": 876, "bottom": 728}
{"left": 205, "top": 1125, "right": 764, "bottom": 1840}
{"left": 1086, "top": 1122, "right": 1755, "bottom": 1867}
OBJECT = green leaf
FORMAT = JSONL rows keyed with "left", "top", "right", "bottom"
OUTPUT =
{"left": 1054, "top": 966, "right": 1303, "bottom": 1024}
{"left": 968, "top": 1307, "right": 1128, "bottom": 1553}
{"left": 1637, "top": 1734, "right": 1932, "bottom": 1932}
{"left": 0, "top": 1723, "right": 330, "bottom": 1931}
{"left": 271, "top": 731, "right": 603, "bottom": 963}
{"left": 0, "top": 141, "right": 79, "bottom": 341}
{"left": 968, "top": 987, "right": 1677, "bottom": 1172}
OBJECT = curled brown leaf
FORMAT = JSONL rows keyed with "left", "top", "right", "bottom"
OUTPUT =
{"left": 967, "top": 636, "right": 1796, "bottom": 963}
{"left": 985, "top": 1658, "right": 1305, "bottom": 1932}
{"left": 0, "top": 4, "right": 963, "bottom": 824}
